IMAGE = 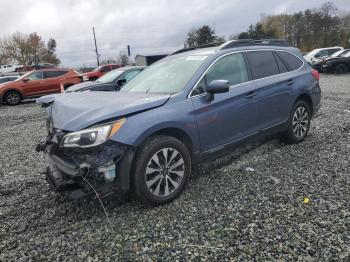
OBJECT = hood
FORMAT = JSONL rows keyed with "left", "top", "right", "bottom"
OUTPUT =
{"left": 324, "top": 56, "right": 346, "bottom": 63}
{"left": 66, "top": 81, "right": 110, "bottom": 92}
{"left": 37, "top": 91, "right": 170, "bottom": 131}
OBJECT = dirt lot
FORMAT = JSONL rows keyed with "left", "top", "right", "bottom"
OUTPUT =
{"left": 0, "top": 74, "right": 349, "bottom": 261}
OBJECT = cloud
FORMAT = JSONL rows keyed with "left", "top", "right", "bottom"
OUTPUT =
{"left": 0, "top": 0, "right": 349, "bottom": 67}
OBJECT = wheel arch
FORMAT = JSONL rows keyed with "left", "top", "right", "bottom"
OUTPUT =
{"left": 138, "top": 127, "right": 194, "bottom": 158}
{"left": 294, "top": 93, "right": 313, "bottom": 116}
{"left": 4, "top": 89, "right": 24, "bottom": 100}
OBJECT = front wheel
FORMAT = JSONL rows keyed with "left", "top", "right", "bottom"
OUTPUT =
{"left": 282, "top": 100, "right": 311, "bottom": 144}
{"left": 4, "top": 91, "right": 22, "bottom": 106}
{"left": 133, "top": 136, "right": 191, "bottom": 205}
{"left": 335, "top": 64, "right": 348, "bottom": 74}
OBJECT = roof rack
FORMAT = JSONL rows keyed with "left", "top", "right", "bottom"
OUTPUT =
{"left": 170, "top": 39, "right": 290, "bottom": 56}
{"left": 219, "top": 39, "right": 290, "bottom": 49}
{"left": 170, "top": 42, "right": 225, "bottom": 55}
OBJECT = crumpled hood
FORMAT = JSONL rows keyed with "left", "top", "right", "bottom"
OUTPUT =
{"left": 37, "top": 91, "right": 170, "bottom": 131}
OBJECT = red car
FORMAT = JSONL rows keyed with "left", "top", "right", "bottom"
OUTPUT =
{"left": 0, "top": 68, "right": 82, "bottom": 105}
{"left": 83, "top": 64, "right": 121, "bottom": 81}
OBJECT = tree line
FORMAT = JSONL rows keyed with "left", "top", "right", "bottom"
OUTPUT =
{"left": 0, "top": 32, "right": 60, "bottom": 66}
{"left": 186, "top": 2, "right": 350, "bottom": 51}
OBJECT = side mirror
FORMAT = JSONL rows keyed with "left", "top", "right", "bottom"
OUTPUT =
{"left": 117, "top": 79, "right": 127, "bottom": 86}
{"left": 23, "top": 78, "right": 29, "bottom": 82}
{"left": 205, "top": 80, "right": 230, "bottom": 102}
{"left": 314, "top": 54, "right": 320, "bottom": 58}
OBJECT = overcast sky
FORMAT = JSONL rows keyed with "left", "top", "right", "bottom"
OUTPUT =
{"left": 1, "top": 0, "right": 349, "bottom": 67}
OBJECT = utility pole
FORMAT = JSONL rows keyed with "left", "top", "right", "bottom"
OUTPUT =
{"left": 93, "top": 27, "right": 100, "bottom": 66}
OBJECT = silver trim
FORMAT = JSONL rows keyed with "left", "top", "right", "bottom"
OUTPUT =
{"left": 188, "top": 49, "right": 305, "bottom": 99}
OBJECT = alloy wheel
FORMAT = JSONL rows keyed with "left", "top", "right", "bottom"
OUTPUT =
{"left": 292, "top": 106, "right": 309, "bottom": 138}
{"left": 145, "top": 148, "right": 185, "bottom": 197}
{"left": 6, "top": 92, "right": 20, "bottom": 105}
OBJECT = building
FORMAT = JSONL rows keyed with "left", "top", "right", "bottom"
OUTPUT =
{"left": 135, "top": 54, "right": 168, "bottom": 66}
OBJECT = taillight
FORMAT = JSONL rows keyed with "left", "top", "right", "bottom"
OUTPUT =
{"left": 311, "top": 69, "right": 320, "bottom": 81}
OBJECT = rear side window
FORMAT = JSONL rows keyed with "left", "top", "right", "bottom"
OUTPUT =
{"left": 44, "top": 71, "right": 68, "bottom": 78}
{"left": 246, "top": 51, "right": 279, "bottom": 79}
{"left": 273, "top": 52, "right": 289, "bottom": 73}
{"left": 276, "top": 51, "right": 303, "bottom": 71}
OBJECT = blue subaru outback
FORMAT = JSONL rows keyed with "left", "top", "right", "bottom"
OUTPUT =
{"left": 37, "top": 39, "right": 321, "bottom": 205}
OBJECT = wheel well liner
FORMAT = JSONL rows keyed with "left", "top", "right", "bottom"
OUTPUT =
{"left": 295, "top": 93, "right": 313, "bottom": 116}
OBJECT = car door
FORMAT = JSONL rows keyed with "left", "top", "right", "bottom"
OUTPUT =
{"left": 19, "top": 71, "right": 45, "bottom": 97}
{"left": 191, "top": 52, "right": 259, "bottom": 152}
{"left": 246, "top": 50, "right": 294, "bottom": 130}
{"left": 43, "top": 70, "right": 67, "bottom": 94}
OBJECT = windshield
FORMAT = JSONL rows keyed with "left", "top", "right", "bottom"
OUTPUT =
{"left": 340, "top": 50, "right": 350, "bottom": 57}
{"left": 93, "top": 66, "right": 103, "bottom": 72}
{"left": 121, "top": 56, "right": 207, "bottom": 94}
{"left": 96, "top": 69, "right": 124, "bottom": 83}
{"left": 331, "top": 50, "right": 344, "bottom": 57}
{"left": 16, "top": 71, "right": 34, "bottom": 81}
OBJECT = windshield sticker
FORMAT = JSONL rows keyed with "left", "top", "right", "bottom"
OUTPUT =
{"left": 185, "top": 56, "right": 207, "bottom": 61}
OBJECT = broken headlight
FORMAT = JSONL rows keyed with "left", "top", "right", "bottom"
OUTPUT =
{"left": 61, "top": 118, "right": 126, "bottom": 148}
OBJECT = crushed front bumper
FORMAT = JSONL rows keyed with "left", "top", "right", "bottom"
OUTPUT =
{"left": 36, "top": 130, "right": 135, "bottom": 199}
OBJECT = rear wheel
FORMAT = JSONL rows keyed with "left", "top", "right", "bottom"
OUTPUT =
{"left": 89, "top": 77, "right": 98, "bottom": 81}
{"left": 133, "top": 135, "right": 191, "bottom": 205}
{"left": 4, "top": 91, "right": 22, "bottom": 106}
{"left": 282, "top": 100, "right": 311, "bottom": 144}
{"left": 335, "top": 64, "right": 348, "bottom": 74}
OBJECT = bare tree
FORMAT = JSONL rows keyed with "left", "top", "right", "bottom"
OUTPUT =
{"left": 0, "top": 32, "right": 60, "bottom": 65}
{"left": 117, "top": 51, "right": 129, "bottom": 66}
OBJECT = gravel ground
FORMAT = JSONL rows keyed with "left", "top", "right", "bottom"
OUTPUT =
{"left": 0, "top": 74, "right": 349, "bottom": 261}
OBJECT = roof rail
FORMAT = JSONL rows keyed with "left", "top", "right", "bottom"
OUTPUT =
{"left": 219, "top": 39, "right": 290, "bottom": 50}
{"left": 170, "top": 39, "right": 290, "bottom": 56}
{"left": 170, "top": 42, "right": 224, "bottom": 55}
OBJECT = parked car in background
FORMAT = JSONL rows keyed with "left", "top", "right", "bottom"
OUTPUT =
{"left": 83, "top": 64, "right": 122, "bottom": 81}
{"left": 304, "top": 47, "right": 343, "bottom": 68}
{"left": 322, "top": 49, "right": 350, "bottom": 74}
{"left": 37, "top": 39, "right": 321, "bottom": 205}
{"left": 0, "top": 76, "right": 19, "bottom": 84}
{"left": 31, "top": 63, "right": 57, "bottom": 70}
{"left": 0, "top": 64, "right": 21, "bottom": 75}
{"left": 66, "top": 66, "right": 145, "bottom": 92}
{"left": 0, "top": 68, "right": 82, "bottom": 105}
{"left": 310, "top": 49, "right": 349, "bottom": 71}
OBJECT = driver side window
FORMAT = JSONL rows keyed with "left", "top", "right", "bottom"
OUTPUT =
{"left": 28, "top": 71, "right": 43, "bottom": 80}
{"left": 191, "top": 52, "right": 248, "bottom": 96}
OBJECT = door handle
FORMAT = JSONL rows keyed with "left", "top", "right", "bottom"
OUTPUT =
{"left": 287, "top": 79, "right": 295, "bottom": 85}
{"left": 245, "top": 91, "right": 256, "bottom": 99}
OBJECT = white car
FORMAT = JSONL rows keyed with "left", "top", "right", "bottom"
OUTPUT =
{"left": 0, "top": 64, "right": 21, "bottom": 75}
{"left": 304, "top": 47, "right": 343, "bottom": 65}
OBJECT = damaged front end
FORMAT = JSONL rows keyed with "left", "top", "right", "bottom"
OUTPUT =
{"left": 36, "top": 120, "right": 134, "bottom": 200}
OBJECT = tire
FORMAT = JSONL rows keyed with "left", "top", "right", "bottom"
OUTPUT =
{"left": 282, "top": 100, "right": 311, "bottom": 144}
{"left": 335, "top": 64, "right": 348, "bottom": 74}
{"left": 133, "top": 135, "right": 191, "bottom": 205}
{"left": 4, "top": 90, "right": 22, "bottom": 106}
{"left": 89, "top": 77, "right": 98, "bottom": 81}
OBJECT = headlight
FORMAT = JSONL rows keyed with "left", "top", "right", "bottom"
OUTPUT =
{"left": 61, "top": 118, "right": 126, "bottom": 148}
